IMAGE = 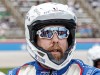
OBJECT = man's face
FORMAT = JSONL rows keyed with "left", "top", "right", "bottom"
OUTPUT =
{"left": 37, "top": 26, "right": 69, "bottom": 61}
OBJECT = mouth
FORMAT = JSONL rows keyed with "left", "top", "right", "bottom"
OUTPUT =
{"left": 49, "top": 49, "right": 61, "bottom": 55}
{"left": 49, "top": 49, "right": 61, "bottom": 52}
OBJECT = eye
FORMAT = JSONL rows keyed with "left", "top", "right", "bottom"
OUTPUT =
{"left": 58, "top": 31, "right": 65, "bottom": 35}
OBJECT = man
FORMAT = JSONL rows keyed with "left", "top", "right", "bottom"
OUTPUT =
{"left": 88, "top": 45, "right": 100, "bottom": 69}
{"left": 7, "top": 2, "right": 100, "bottom": 75}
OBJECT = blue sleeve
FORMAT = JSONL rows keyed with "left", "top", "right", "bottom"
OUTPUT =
{"left": 7, "top": 68, "right": 19, "bottom": 75}
{"left": 94, "top": 73, "right": 100, "bottom": 75}
{"left": 94, "top": 70, "right": 100, "bottom": 75}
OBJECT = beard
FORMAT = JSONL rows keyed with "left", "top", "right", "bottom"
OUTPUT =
{"left": 47, "top": 43, "right": 64, "bottom": 61}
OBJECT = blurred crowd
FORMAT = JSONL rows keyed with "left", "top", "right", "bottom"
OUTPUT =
{"left": 0, "top": 0, "right": 100, "bottom": 39}
{"left": 0, "top": 16, "right": 24, "bottom": 39}
{"left": 87, "top": 0, "right": 100, "bottom": 13}
{"left": 76, "top": 22, "right": 100, "bottom": 38}
{"left": 67, "top": 0, "right": 100, "bottom": 38}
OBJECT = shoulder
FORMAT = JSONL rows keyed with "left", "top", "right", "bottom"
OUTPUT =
{"left": 17, "top": 64, "right": 36, "bottom": 75}
{"left": 7, "top": 61, "right": 36, "bottom": 75}
{"left": 94, "top": 69, "right": 100, "bottom": 75}
{"left": 83, "top": 66, "right": 100, "bottom": 75}
{"left": 7, "top": 67, "right": 20, "bottom": 75}
{"left": 71, "top": 59, "right": 100, "bottom": 75}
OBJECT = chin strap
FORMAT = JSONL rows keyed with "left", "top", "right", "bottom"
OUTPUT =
{"left": 63, "top": 64, "right": 82, "bottom": 75}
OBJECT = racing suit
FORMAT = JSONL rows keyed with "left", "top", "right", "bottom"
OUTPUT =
{"left": 7, "top": 59, "right": 100, "bottom": 75}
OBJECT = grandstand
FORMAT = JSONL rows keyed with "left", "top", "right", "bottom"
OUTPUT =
{"left": 0, "top": 0, "right": 100, "bottom": 39}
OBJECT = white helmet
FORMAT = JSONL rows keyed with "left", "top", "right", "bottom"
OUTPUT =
{"left": 0, "top": 72, "right": 5, "bottom": 75}
{"left": 25, "top": 2, "right": 77, "bottom": 70}
{"left": 88, "top": 44, "right": 100, "bottom": 67}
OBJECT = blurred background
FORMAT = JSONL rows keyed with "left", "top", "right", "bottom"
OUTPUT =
{"left": 0, "top": 0, "right": 100, "bottom": 74}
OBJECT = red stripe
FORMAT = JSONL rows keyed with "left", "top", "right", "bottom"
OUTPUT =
{"left": 16, "top": 68, "right": 20, "bottom": 75}
{"left": 16, "top": 64, "right": 28, "bottom": 75}
{"left": 77, "top": 64, "right": 83, "bottom": 75}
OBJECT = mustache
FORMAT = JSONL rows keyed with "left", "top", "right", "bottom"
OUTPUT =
{"left": 48, "top": 43, "right": 63, "bottom": 53}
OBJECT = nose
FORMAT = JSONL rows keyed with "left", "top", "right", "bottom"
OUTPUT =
{"left": 51, "top": 33, "right": 59, "bottom": 43}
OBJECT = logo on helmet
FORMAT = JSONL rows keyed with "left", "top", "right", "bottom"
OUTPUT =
{"left": 35, "top": 54, "right": 45, "bottom": 63}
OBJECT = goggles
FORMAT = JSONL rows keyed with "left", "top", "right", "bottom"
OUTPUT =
{"left": 37, "top": 26, "right": 69, "bottom": 39}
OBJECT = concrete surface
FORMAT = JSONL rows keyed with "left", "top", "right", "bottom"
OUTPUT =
{"left": 0, "top": 50, "right": 90, "bottom": 68}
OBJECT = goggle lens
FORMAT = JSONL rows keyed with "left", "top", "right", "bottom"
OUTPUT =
{"left": 37, "top": 26, "right": 69, "bottom": 39}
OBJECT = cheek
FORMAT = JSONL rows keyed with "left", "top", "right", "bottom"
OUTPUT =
{"left": 60, "top": 39, "right": 68, "bottom": 51}
{"left": 37, "top": 38, "right": 50, "bottom": 49}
